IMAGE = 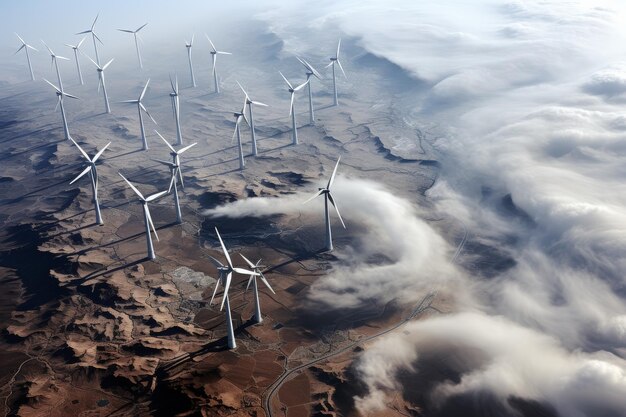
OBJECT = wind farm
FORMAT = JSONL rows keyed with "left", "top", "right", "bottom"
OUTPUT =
{"left": 0, "top": 3, "right": 602, "bottom": 417}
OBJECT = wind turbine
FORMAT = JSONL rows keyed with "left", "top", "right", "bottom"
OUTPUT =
{"left": 153, "top": 130, "right": 197, "bottom": 224}
{"left": 297, "top": 57, "right": 323, "bottom": 125}
{"left": 303, "top": 157, "right": 346, "bottom": 251}
{"left": 41, "top": 41, "right": 69, "bottom": 93}
{"left": 85, "top": 55, "right": 114, "bottom": 114}
{"left": 237, "top": 81, "right": 268, "bottom": 156}
{"left": 231, "top": 99, "right": 249, "bottom": 171}
{"left": 76, "top": 14, "right": 103, "bottom": 66}
{"left": 118, "top": 23, "right": 148, "bottom": 68}
{"left": 14, "top": 34, "right": 38, "bottom": 81}
{"left": 326, "top": 38, "right": 347, "bottom": 106}
{"left": 118, "top": 173, "right": 168, "bottom": 260}
{"left": 240, "top": 254, "right": 275, "bottom": 324}
{"left": 169, "top": 74, "right": 183, "bottom": 146}
{"left": 120, "top": 79, "right": 156, "bottom": 150}
{"left": 185, "top": 35, "right": 196, "bottom": 87}
{"left": 208, "top": 227, "right": 259, "bottom": 349}
{"left": 64, "top": 37, "right": 86, "bottom": 85}
{"left": 43, "top": 79, "right": 78, "bottom": 141}
{"left": 279, "top": 71, "right": 309, "bottom": 145}
{"left": 69, "top": 137, "right": 111, "bottom": 225}
{"left": 206, "top": 35, "right": 231, "bottom": 94}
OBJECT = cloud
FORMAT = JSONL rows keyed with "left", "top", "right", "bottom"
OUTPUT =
{"left": 205, "top": 177, "right": 459, "bottom": 309}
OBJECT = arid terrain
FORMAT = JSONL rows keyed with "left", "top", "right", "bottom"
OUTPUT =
{"left": 0, "top": 31, "right": 464, "bottom": 416}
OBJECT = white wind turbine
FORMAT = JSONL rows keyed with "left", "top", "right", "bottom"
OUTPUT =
{"left": 85, "top": 55, "right": 114, "bottom": 114}
{"left": 303, "top": 157, "right": 346, "bottom": 251}
{"left": 206, "top": 35, "right": 231, "bottom": 94}
{"left": 69, "top": 137, "right": 111, "bottom": 225}
{"left": 296, "top": 57, "right": 323, "bottom": 125}
{"left": 118, "top": 23, "right": 148, "bottom": 68}
{"left": 120, "top": 79, "right": 156, "bottom": 150}
{"left": 185, "top": 35, "right": 196, "bottom": 87}
{"left": 169, "top": 74, "right": 183, "bottom": 146}
{"left": 240, "top": 254, "right": 275, "bottom": 324}
{"left": 64, "top": 37, "right": 86, "bottom": 85}
{"left": 43, "top": 79, "right": 78, "bottom": 141}
{"left": 118, "top": 173, "right": 168, "bottom": 260}
{"left": 279, "top": 72, "right": 309, "bottom": 145}
{"left": 76, "top": 14, "right": 103, "bottom": 66}
{"left": 231, "top": 100, "right": 249, "bottom": 171}
{"left": 14, "top": 34, "right": 38, "bottom": 81}
{"left": 208, "top": 227, "right": 259, "bottom": 349}
{"left": 326, "top": 38, "right": 347, "bottom": 106}
{"left": 41, "top": 41, "right": 69, "bottom": 93}
{"left": 153, "top": 130, "right": 197, "bottom": 224}
{"left": 237, "top": 81, "right": 268, "bottom": 156}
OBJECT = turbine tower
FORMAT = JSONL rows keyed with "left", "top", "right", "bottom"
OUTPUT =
{"left": 85, "top": 55, "right": 114, "bottom": 114}
{"left": 121, "top": 79, "right": 156, "bottom": 150}
{"left": 240, "top": 254, "right": 275, "bottom": 324}
{"left": 206, "top": 35, "right": 231, "bottom": 94}
{"left": 76, "top": 14, "right": 103, "bottom": 66}
{"left": 169, "top": 74, "right": 183, "bottom": 146}
{"left": 65, "top": 38, "right": 86, "bottom": 85}
{"left": 297, "top": 57, "right": 323, "bottom": 125}
{"left": 153, "top": 130, "right": 197, "bottom": 224}
{"left": 118, "top": 23, "right": 148, "bottom": 68}
{"left": 231, "top": 100, "right": 249, "bottom": 171}
{"left": 237, "top": 81, "right": 268, "bottom": 156}
{"left": 41, "top": 41, "right": 69, "bottom": 93}
{"left": 69, "top": 137, "right": 111, "bottom": 225}
{"left": 208, "top": 227, "right": 259, "bottom": 349}
{"left": 303, "top": 157, "right": 346, "bottom": 251}
{"left": 279, "top": 72, "right": 309, "bottom": 145}
{"left": 326, "top": 39, "right": 346, "bottom": 106}
{"left": 14, "top": 34, "right": 38, "bottom": 81}
{"left": 118, "top": 173, "right": 167, "bottom": 260}
{"left": 185, "top": 35, "right": 196, "bottom": 87}
{"left": 43, "top": 79, "right": 78, "bottom": 140}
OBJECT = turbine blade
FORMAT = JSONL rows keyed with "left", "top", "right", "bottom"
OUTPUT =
{"left": 139, "top": 78, "right": 150, "bottom": 101}
{"left": 211, "top": 54, "right": 216, "bottom": 74}
{"left": 140, "top": 103, "right": 157, "bottom": 124}
{"left": 120, "top": 99, "right": 139, "bottom": 103}
{"left": 233, "top": 267, "right": 259, "bottom": 276}
{"left": 336, "top": 38, "right": 341, "bottom": 58}
{"left": 168, "top": 167, "right": 176, "bottom": 192}
{"left": 215, "top": 227, "right": 233, "bottom": 268}
{"left": 251, "top": 100, "right": 268, "bottom": 107}
{"left": 239, "top": 253, "right": 255, "bottom": 269}
{"left": 209, "top": 278, "right": 221, "bottom": 305}
{"left": 190, "top": 34, "right": 195, "bottom": 45}
{"left": 337, "top": 59, "right": 347, "bottom": 78}
{"left": 178, "top": 164, "right": 184, "bottom": 189}
{"left": 302, "top": 189, "right": 324, "bottom": 204}
{"left": 145, "top": 205, "right": 159, "bottom": 241}
{"left": 54, "top": 95, "right": 61, "bottom": 112}
{"left": 328, "top": 192, "right": 346, "bottom": 229}
{"left": 14, "top": 44, "right": 25, "bottom": 54}
{"left": 205, "top": 35, "right": 217, "bottom": 52}
{"left": 289, "top": 92, "right": 295, "bottom": 116}
{"left": 117, "top": 29, "right": 133, "bottom": 33}
{"left": 236, "top": 80, "right": 248, "bottom": 98}
{"left": 43, "top": 78, "right": 61, "bottom": 92}
{"left": 76, "top": 30, "right": 91, "bottom": 35}
{"left": 325, "top": 61, "right": 334, "bottom": 69}
{"left": 136, "top": 23, "right": 148, "bottom": 32}
{"left": 207, "top": 255, "right": 225, "bottom": 268}
{"left": 294, "top": 79, "right": 309, "bottom": 91}
{"left": 328, "top": 156, "right": 341, "bottom": 189}
{"left": 279, "top": 71, "right": 293, "bottom": 89}
{"left": 245, "top": 275, "right": 253, "bottom": 292}
{"left": 220, "top": 272, "right": 232, "bottom": 311}
{"left": 152, "top": 158, "right": 176, "bottom": 168}
{"left": 84, "top": 54, "right": 101, "bottom": 69}
{"left": 259, "top": 272, "right": 276, "bottom": 294}
{"left": 155, "top": 130, "right": 176, "bottom": 153}
{"left": 217, "top": 51, "right": 232, "bottom": 55}
{"left": 26, "top": 45, "right": 38, "bottom": 51}
{"left": 118, "top": 172, "right": 145, "bottom": 200}
{"left": 146, "top": 190, "right": 167, "bottom": 202}
{"left": 91, "top": 142, "right": 111, "bottom": 163}
{"left": 102, "top": 58, "right": 114, "bottom": 70}
{"left": 69, "top": 136, "right": 89, "bottom": 160}
{"left": 92, "top": 31, "right": 104, "bottom": 45}
{"left": 169, "top": 74, "right": 176, "bottom": 93}
{"left": 15, "top": 33, "right": 25, "bottom": 44}
{"left": 70, "top": 166, "right": 92, "bottom": 185}
{"left": 77, "top": 37, "right": 86, "bottom": 48}
{"left": 91, "top": 14, "right": 99, "bottom": 31}
{"left": 63, "top": 92, "right": 80, "bottom": 100}
{"left": 177, "top": 142, "right": 197, "bottom": 154}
